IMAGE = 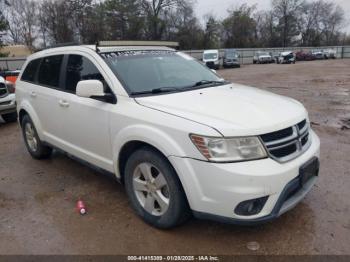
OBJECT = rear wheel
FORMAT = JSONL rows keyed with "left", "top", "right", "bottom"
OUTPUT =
{"left": 124, "top": 147, "right": 190, "bottom": 229}
{"left": 2, "top": 112, "right": 17, "bottom": 123}
{"left": 21, "top": 115, "right": 52, "bottom": 159}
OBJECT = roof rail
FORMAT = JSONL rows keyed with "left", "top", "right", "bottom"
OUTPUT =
{"left": 97, "top": 41, "right": 179, "bottom": 48}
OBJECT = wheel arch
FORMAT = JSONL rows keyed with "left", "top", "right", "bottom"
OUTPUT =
{"left": 113, "top": 124, "right": 189, "bottom": 179}
{"left": 18, "top": 102, "right": 44, "bottom": 139}
{"left": 117, "top": 140, "right": 167, "bottom": 183}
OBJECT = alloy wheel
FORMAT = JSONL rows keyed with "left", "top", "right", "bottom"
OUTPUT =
{"left": 132, "top": 162, "right": 170, "bottom": 216}
{"left": 25, "top": 122, "right": 38, "bottom": 152}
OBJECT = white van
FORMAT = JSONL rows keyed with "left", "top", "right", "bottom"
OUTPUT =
{"left": 202, "top": 50, "right": 220, "bottom": 69}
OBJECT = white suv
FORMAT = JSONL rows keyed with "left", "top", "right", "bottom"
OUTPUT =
{"left": 16, "top": 43, "right": 320, "bottom": 228}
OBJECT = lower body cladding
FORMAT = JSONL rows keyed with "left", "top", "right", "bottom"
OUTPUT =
{"left": 0, "top": 94, "right": 16, "bottom": 115}
{"left": 223, "top": 62, "right": 240, "bottom": 68}
{"left": 168, "top": 130, "right": 320, "bottom": 225}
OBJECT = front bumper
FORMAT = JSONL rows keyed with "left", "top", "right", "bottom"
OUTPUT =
{"left": 0, "top": 94, "right": 16, "bottom": 115}
{"left": 205, "top": 61, "right": 220, "bottom": 69}
{"left": 168, "top": 130, "right": 320, "bottom": 224}
{"left": 223, "top": 61, "right": 240, "bottom": 67}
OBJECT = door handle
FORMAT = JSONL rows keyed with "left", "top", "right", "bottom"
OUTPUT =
{"left": 59, "top": 100, "right": 70, "bottom": 108}
{"left": 30, "top": 91, "right": 37, "bottom": 98}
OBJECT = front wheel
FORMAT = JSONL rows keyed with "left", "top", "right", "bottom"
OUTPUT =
{"left": 124, "top": 147, "right": 190, "bottom": 229}
{"left": 21, "top": 115, "right": 52, "bottom": 159}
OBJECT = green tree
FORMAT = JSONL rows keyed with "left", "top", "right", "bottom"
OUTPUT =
{"left": 272, "top": 0, "right": 305, "bottom": 47}
{"left": 164, "top": 0, "right": 204, "bottom": 49}
{"left": 0, "top": 1, "right": 8, "bottom": 43}
{"left": 104, "top": 0, "right": 145, "bottom": 40}
{"left": 222, "top": 4, "right": 257, "bottom": 48}
{"left": 203, "top": 15, "right": 220, "bottom": 49}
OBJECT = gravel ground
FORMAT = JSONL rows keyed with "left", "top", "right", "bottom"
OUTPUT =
{"left": 0, "top": 59, "right": 349, "bottom": 255}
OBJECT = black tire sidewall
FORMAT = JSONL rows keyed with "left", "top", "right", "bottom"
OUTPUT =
{"left": 124, "top": 148, "right": 189, "bottom": 229}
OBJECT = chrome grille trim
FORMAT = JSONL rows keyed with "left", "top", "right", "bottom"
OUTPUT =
{"left": 260, "top": 120, "right": 312, "bottom": 163}
{"left": 264, "top": 126, "right": 298, "bottom": 147}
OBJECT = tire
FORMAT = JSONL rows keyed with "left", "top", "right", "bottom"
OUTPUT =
{"left": 21, "top": 114, "right": 52, "bottom": 159}
{"left": 2, "top": 112, "right": 17, "bottom": 123}
{"left": 124, "top": 147, "right": 190, "bottom": 229}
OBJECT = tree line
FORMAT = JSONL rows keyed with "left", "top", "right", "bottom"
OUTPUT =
{"left": 0, "top": 0, "right": 349, "bottom": 54}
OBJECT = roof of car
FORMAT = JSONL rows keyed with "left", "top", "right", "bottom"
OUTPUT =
{"left": 203, "top": 49, "right": 219, "bottom": 53}
{"left": 281, "top": 51, "right": 293, "bottom": 56}
{"left": 44, "top": 45, "right": 174, "bottom": 52}
{"left": 27, "top": 45, "right": 176, "bottom": 61}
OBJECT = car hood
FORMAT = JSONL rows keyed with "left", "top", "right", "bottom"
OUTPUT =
{"left": 135, "top": 84, "right": 308, "bottom": 137}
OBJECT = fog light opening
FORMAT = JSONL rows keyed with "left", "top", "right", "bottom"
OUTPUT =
{"left": 234, "top": 196, "right": 269, "bottom": 216}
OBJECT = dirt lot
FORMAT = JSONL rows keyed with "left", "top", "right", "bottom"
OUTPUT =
{"left": 0, "top": 59, "right": 349, "bottom": 255}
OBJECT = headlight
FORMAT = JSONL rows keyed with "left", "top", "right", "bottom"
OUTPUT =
{"left": 190, "top": 134, "right": 267, "bottom": 162}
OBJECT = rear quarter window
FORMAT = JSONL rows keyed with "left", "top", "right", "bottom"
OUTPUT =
{"left": 21, "top": 59, "right": 41, "bottom": 82}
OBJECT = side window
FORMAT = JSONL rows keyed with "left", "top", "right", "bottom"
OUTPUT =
{"left": 65, "top": 55, "right": 107, "bottom": 93}
{"left": 21, "top": 59, "right": 41, "bottom": 82}
{"left": 37, "top": 55, "right": 64, "bottom": 88}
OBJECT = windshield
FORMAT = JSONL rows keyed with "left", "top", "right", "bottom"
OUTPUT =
{"left": 258, "top": 52, "right": 269, "bottom": 56}
{"left": 101, "top": 51, "right": 224, "bottom": 95}
{"left": 203, "top": 53, "right": 218, "bottom": 60}
{"left": 225, "top": 51, "right": 238, "bottom": 59}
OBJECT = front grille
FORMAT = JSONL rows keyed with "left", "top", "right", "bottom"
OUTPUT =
{"left": 0, "top": 83, "right": 8, "bottom": 97}
{"left": 0, "top": 101, "right": 11, "bottom": 106}
{"left": 260, "top": 120, "right": 311, "bottom": 162}
{"left": 206, "top": 61, "right": 214, "bottom": 67}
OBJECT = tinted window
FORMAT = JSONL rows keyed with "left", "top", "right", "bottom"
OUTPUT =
{"left": 65, "top": 55, "right": 105, "bottom": 93}
{"left": 38, "top": 55, "right": 63, "bottom": 88}
{"left": 22, "top": 59, "right": 41, "bottom": 82}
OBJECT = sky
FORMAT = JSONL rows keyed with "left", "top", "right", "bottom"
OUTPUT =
{"left": 195, "top": 0, "right": 350, "bottom": 33}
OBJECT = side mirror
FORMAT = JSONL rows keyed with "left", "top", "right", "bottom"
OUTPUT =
{"left": 76, "top": 80, "right": 105, "bottom": 98}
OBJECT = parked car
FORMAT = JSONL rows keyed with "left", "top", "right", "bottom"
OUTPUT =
{"left": 16, "top": 43, "right": 320, "bottom": 229}
{"left": 311, "top": 50, "right": 324, "bottom": 60}
{"left": 276, "top": 51, "right": 296, "bottom": 64}
{"left": 3, "top": 70, "right": 21, "bottom": 84}
{"left": 0, "top": 76, "right": 17, "bottom": 123}
{"left": 253, "top": 51, "right": 273, "bottom": 64}
{"left": 202, "top": 49, "right": 220, "bottom": 69}
{"left": 222, "top": 49, "right": 240, "bottom": 68}
{"left": 322, "top": 49, "right": 337, "bottom": 59}
{"left": 296, "top": 51, "right": 316, "bottom": 61}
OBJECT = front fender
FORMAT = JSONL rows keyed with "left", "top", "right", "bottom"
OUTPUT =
{"left": 112, "top": 124, "right": 189, "bottom": 178}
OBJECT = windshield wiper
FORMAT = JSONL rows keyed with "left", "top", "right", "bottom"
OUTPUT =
{"left": 192, "top": 80, "right": 227, "bottom": 88}
{"left": 130, "top": 87, "right": 181, "bottom": 96}
{"left": 130, "top": 81, "right": 228, "bottom": 96}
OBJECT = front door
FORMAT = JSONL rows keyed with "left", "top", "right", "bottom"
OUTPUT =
{"left": 57, "top": 54, "right": 115, "bottom": 172}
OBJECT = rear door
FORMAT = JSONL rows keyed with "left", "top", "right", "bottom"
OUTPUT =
{"left": 34, "top": 55, "right": 66, "bottom": 143}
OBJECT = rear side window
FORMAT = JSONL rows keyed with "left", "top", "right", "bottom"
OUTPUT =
{"left": 65, "top": 55, "right": 105, "bottom": 93}
{"left": 37, "top": 55, "right": 64, "bottom": 88}
{"left": 21, "top": 59, "right": 41, "bottom": 82}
